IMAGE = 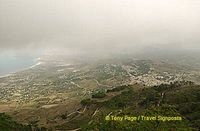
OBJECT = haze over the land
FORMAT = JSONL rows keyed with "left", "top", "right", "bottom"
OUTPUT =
{"left": 1, "top": 0, "right": 200, "bottom": 56}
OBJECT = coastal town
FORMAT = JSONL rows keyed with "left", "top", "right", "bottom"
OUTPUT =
{"left": 0, "top": 58, "right": 198, "bottom": 106}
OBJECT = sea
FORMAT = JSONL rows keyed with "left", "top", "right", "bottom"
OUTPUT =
{"left": 0, "top": 51, "right": 40, "bottom": 77}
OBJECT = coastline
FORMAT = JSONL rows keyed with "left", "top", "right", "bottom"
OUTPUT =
{"left": 0, "top": 57, "right": 42, "bottom": 79}
{"left": 0, "top": 73, "right": 14, "bottom": 79}
{"left": 30, "top": 62, "right": 42, "bottom": 68}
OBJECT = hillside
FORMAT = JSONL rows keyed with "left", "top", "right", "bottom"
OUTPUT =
{"left": 0, "top": 81, "right": 199, "bottom": 130}
{"left": 0, "top": 58, "right": 200, "bottom": 130}
{"left": 0, "top": 113, "right": 32, "bottom": 131}
{"left": 55, "top": 81, "right": 200, "bottom": 131}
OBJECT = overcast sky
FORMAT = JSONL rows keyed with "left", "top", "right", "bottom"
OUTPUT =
{"left": 1, "top": 0, "right": 200, "bottom": 55}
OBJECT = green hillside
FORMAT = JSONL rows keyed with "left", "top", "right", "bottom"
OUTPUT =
{"left": 56, "top": 81, "right": 200, "bottom": 131}
{"left": 0, "top": 113, "right": 32, "bottom": 131}
{"left": 0, "top": 113, "right": 47, "bottom": 131}
{"left": 1, "top": 81, "right": 199, "bottom": 131}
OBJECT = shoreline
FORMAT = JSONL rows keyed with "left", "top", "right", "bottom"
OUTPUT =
{"left": 0, "top": 73, "right": 14, "bottom": 78}
{"left": 30, "top": 61, "right": 42, "bottom": 68}
{"left": 0, "top": 57, "right": 42, "bottom": 79}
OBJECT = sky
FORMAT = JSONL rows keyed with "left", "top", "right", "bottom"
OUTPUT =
{"left": 1, "top": 0, "right": 200, "bottom": 56}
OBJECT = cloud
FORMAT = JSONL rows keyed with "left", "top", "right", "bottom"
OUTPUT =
{"left": 1, "top": 0, "right": 200, "bottom": 55}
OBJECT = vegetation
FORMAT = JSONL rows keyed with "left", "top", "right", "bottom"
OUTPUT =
{"left": 90, "top": 88, "right": 107, "bottom": 98}
{"left": 1, "top": 81, "right": 199, "bottom": 130}
{"left": 104, "top": 89, "right": 134, "bottom": 109}
{"left": 0, "top": 113, "right": 47, "bottom": 131}
{"left": 135, "top": 60, "right": 151, "bottom": 75}
{"left": 81, "top": 98, "right": 97, "bottom": 106}
{"left": 57, "top": 81, "right": 200, "bottom": 130}
{"left": 0, "top": 113, "right": 31, "bottom": 131}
